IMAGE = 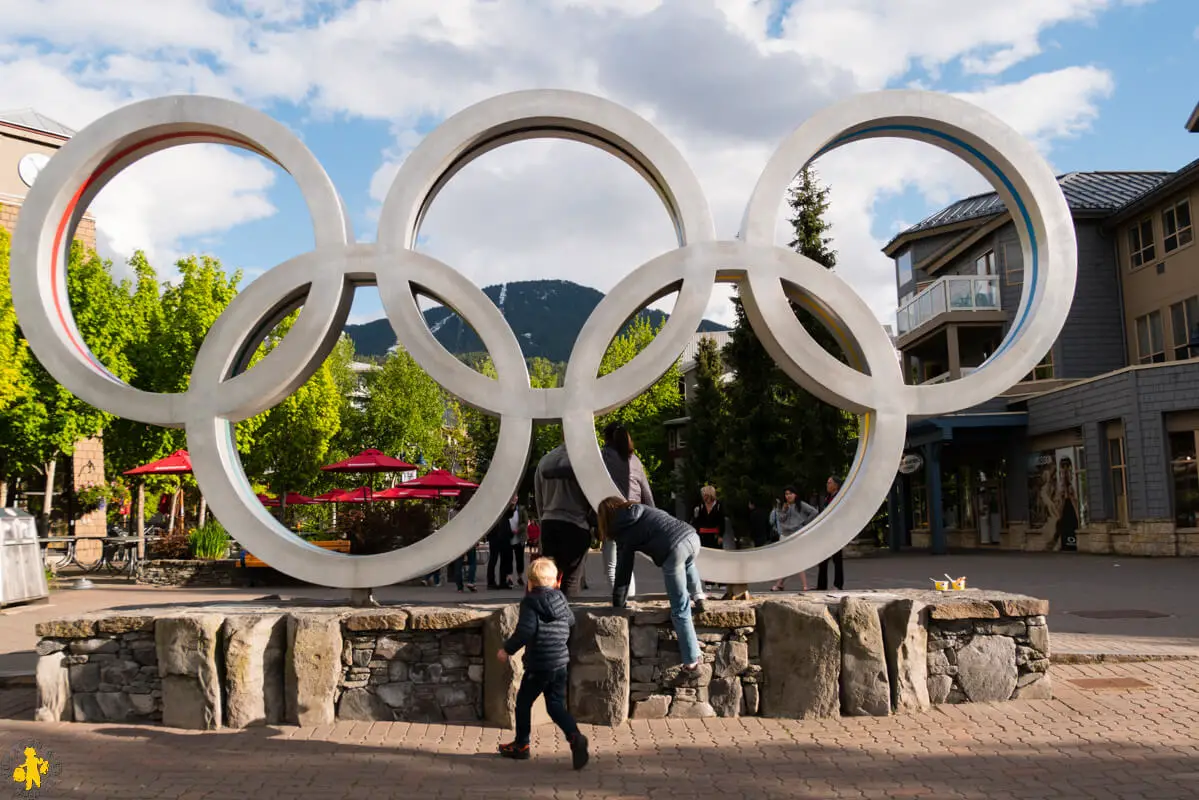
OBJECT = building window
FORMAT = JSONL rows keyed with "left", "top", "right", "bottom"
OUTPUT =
{"left": 677, "top": 376, "right": 687, "bottom": 402}
{"left": 1023, "top": 349, "right": 1054, "bottom": 381}
{"left": 896, "top": 249, "right": 913, "bottom": 289}
{"left": 1028, "top": 444, "right": 1087, "bottom": 530}
{"left": 1169, "top": 295, "right": 1199, "bottom": 360}
{"left": 1107, "top": 431, "right": 1129, "bottom": 527}
{"left": 910, "top": 469, "right": 928, "bottom": 528}
{"left": 975, "top": 250, "right": 995, "bottom": 276}
{"left": 1162, "top": 198, "right": 1193, "bottom": 254}
{"left": 1128, "top": 218, "right": 1156, "bottom": 269}
{"left": 1000, "top": 241, "right": 1023, "bottom": 286}
{"left": 1169, "top": 430, "right": 1199, "bottom": 529}
{"left": 1136, "top": 310, "right": 1166, "bottom": 364}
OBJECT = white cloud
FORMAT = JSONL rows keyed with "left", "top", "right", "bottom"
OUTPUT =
{"left": 0, "top": 0, "right": 1130, "bottom": 325}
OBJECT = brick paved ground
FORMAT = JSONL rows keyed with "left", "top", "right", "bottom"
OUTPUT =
{"left": 2, "top": 660, "right": 1199, "bottom": 799}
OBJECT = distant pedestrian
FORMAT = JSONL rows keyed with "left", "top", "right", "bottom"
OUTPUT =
{"left": 534, "top": 444, "right": 593, "bottom": 598}
{"left": 511, "top": 498, "right": 529, "bottom": 585}
{"left": 816, "top": 476, "right": 845, "bottom": 591}
{"left": 600, "top": 497, "right": 706, "bottom": 670}
{"left": 690, "top": 485, "right": 726, "bottom": 592}
{"left": 497, "top": 558, "right": 590, "bottom": 769}
{"left": 601, "top": 422, "right": 654, "bottom": 599}
{"left": 488, "top": 494, "right": 519, "bottom": 589}
{"left": 771, "top": 486, "right": 818, "bottom": 591}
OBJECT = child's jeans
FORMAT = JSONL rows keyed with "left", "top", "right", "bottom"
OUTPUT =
{"left": 514, "top": 666, "right": 578, "bottom": 746}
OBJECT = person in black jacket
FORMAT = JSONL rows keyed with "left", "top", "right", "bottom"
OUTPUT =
{"left": 597, "top": 497, "right": 707, "bottom": 670}
{"left": 496, "top": 557, "right": 590, "bottom": 769}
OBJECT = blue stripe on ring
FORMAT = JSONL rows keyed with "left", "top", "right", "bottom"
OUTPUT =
{"left": 813, "top": 124, "right": 1038, "bottom": 364}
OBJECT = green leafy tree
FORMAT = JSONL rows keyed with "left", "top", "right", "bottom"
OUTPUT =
{"left": 241, "top": 313, "right": 343, "bottom": 496}
{"left": 597, "top": 316, "right": 683, "bottom": 492}
{"left": 718, "top": 167, "right": 854, "bottom": 514}
{"left": 0, "top": 224, "right": 24, "bottom": 414}
{"left": 0, "top": 241, "right": 134, "bottom": 522}
{"left": 358, "top": 345, "right": 448, "bottom": 468}
{"left": 680, "top": 335, "right": 725, "bottom": 499}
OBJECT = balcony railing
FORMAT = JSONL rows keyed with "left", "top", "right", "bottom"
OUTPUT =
{"left": 897, "top": 275, "right": 1001, "bottom": 336}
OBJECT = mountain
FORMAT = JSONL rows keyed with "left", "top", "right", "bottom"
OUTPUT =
{"left": 344, "top": 279, "right": 729, "bottom": 362}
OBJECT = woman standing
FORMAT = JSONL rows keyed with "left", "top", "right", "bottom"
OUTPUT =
{"left": 598, "top": 496, "right": 707, "bottom": 671}
{"left": 771, "top": 486, "right": 818, "bottom": 591}
{"left": 816, "top": 477, "right": 846, "bottom": 591}
{"left": 487, "top": 494, "right": 519, "bottom": 590}
{"left": 690, "top": 485, "right": 724, "bottom": 549}
{"left": 600, "top": 422, "right": 655, "bottom": 598}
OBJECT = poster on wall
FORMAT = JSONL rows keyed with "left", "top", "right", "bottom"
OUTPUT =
{"left": 1028, "top": 447, "right": 1086, "bottom": 551}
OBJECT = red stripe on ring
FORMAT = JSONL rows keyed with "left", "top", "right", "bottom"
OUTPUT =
{"left": 50, "top": 131, "right": 272, "bottom": 371}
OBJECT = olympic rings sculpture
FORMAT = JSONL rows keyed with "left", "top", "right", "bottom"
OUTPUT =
{"left": 10, "top": 90, "right": 1076, "bottom": 589}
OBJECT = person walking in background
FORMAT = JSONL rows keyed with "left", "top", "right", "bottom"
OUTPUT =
{"left": 771, "top": 486, "right": 818, "bottom": 591}
{"left": 511, "top": 496, "right": 529, "bottom": 585}
{"left": 816, "top": 476, "right": 846, "bottom": 591}
{"left": 534, "top": 443, "right": 594, "bottom": 598}
{"left": 487, "top": 494, "right": 519, "bottom": 589}
{"left": 599, "top": 496, "right": 707, "bottom": 671}
{"left": 600, "top": 422, "right": 654, "bottom": 599}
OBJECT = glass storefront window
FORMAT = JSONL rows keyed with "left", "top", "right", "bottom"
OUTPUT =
{"left": 1108, "top": 436, "right": 1129, "bottom": 526}
{"left": 1170, "top": 431, "right": 1199, "bottom": 529}
{"left": 1028, "top": 444, "right": 1087, "bottom": 539}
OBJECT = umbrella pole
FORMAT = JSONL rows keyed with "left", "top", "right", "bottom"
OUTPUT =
{"left": 137, "top": 483, "right": 145, "bottom": 559}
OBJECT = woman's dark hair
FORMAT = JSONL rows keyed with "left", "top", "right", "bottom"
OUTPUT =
{"left": 596, "top": 495, "right": 634, "bottom": 541}
{"left": 602, "top": 422, "right": 633, "bottom": 461}
{"left": 782, "top": 485, "right": 798, "bottom": 498}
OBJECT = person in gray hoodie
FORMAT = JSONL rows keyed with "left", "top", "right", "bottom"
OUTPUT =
{"left": 600, "top": 422, "right": 654, "bottom": 599}
{"left": 534, "top": 443, "right": 593, "bottom": 598}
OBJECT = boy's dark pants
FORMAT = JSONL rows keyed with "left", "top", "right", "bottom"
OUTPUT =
{"left": 514, "top": 666, "right": 578, "bottom": 746}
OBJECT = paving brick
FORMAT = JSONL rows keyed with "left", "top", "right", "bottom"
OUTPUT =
{"left": 3, "top": 660, "right": 1199, "bottom": 798}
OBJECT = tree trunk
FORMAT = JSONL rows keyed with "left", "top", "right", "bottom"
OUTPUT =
{"left": 136, "top": 483, "right": 146, "bottom": 559}
{"left": 41, "top": 460, "right": 57, "bottom": 529}
{"left": 0, "top": 478, "right": 7, "bottom": 507}
{"left": 198, "top": 496, "right": 207, "bottom": 528}
{"left": 167, "top": 488, "right": 179, "bottom": 533}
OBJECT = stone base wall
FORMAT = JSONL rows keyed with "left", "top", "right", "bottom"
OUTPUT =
{"left": 135, "top": 559, "right": 246, "bottom": 587}
{"left": 33, "top": 591, "right": 1051, "bottom": 730}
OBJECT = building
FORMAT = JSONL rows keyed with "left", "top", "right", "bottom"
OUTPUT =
{"left": 1, "top": 109, "right": 103, "bottom": 546}
{"left": 0, "top": 109, "right": 96, "bottom": 249}
{"left": 886, "top": 105, "right": 1199, "bottom": 557}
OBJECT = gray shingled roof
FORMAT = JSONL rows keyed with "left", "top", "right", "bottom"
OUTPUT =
{"left": 896, "top": 171, "right": 1172, "bottom": 239}
{"left": 0, "top": 108, "right": 75, "bottom": 138}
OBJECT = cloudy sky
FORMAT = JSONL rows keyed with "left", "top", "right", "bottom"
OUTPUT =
{"left": 2, "top": 0, "right": 1196, "bottom": 333}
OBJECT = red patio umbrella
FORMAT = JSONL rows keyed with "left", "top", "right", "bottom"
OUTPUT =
{"left": 398, "top": 469, "right": 479, "bottom": 495}
{"left": 122, "top": 450, "right": 195, "bottom": 542}
{"left": 321, "top": 449, "right": 417, "bottom": 473}
{"left": 374, "top": 486, "right": 440, "bottom": 501}
{"left": 123, "top": 449, "right": 192, "bottom": 475}
{"left": 261, "top": 492, "right": 317, "bottom": 507}
{"left": 325, "top": 487, "right": 373, "bottom": 504}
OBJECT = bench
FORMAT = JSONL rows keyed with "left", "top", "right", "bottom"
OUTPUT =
{"left": 241, "top": 539, "right": 351, "bottom": 569}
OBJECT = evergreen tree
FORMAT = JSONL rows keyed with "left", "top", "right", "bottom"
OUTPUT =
{"left": 718, "top": 167, "right": 855, "bottom": 514}
{"left": 680, "top": 335, "right": 725, "bottom": 504}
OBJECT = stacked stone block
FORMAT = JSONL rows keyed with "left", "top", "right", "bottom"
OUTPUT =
{"left": 32, "top": 591, "right": 1053, "bottom": 730}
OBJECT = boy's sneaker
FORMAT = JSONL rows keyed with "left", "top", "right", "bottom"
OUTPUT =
{"left": 570, "top": 733, "right": 590, "bottom": 770}
{"left": 498, "top": 741, "right": 531, "bottom": 760}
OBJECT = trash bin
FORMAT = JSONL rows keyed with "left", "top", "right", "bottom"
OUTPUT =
{"left": 0, "top": 507, "right": 49, "bottom": 607}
